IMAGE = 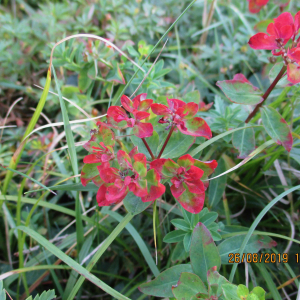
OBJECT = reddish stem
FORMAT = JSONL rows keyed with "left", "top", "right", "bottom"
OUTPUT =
{"left": 157, "top": 124, "right": 176, "bottom": 159}
{"left": 245, "top": 65, "right": 287, "bottom": 123}
{"left": 142, "top": 138, "right": 155, "bottom": 160}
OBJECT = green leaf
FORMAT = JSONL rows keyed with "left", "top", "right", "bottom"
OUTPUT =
{"left": 199, "top": 212, "right": 218, "bottom": 226}
{"left": 232, "top": 125, "right": 255, "bottom": 159}
{"left": 26, "top": 290, "right": 56, "bottom": 300}
{"left": 139, "top": 264, "right": 193, "bottom": 298}
{"left": 157, "top": 129, "right": 195, "bottom": 158}
{"left": 171, "top": 219, "right": 191, "bottom": 231}
{"left": 131, "top": 131, "right": 159, "bottom": 160}
{"left": 255, "top": 264, "right": 281, "bottom": 300}
{"left": 78, "top": 67, "right": 93, "bottom": 92}
{"left": 237, "top": 285, "right": 249, "bottom": 298}
{"left": 222, "top": 284, "right": 240, "bottom": 300}
{"left": 260, "top": 106, "right": 293, "bottom": 152}
{"left": 216, "top": 76, "right": 263, "bottom": 105}
{"left": 183, "top": 232, "right": 192, "bottom": 252}
{"left": 163, "top": 230, "right": 186, "bottom": 243}
{"left": 106, "top": 62, "right": 125, "bottom": 84}
{"left": 208, "top": 158, "right": 227, "bottom": 209}
{"left": 251, "top": 287, "right": 265, "bottom": 300}
{"left": 0, "top": 281, "right": 6, "bottom": 300}
{"left": 16, "top": 226, "right": 130, "bottom": 300}
{"left": 207, "top": 267, "right": 230, "bottom": 297}
{"left": 190, "top": 223, "right": 221, "bottom": 283}
{"left": 171, "top": 241, "right": 189, "bottom": 263}
{"left": 218, "top": 234, "right": 276, "bottom": 265}
{"left": 183, "top": 90, "right": 201, "bottom": 104}
{"left": 172, "top": 272, "right": 207, "bottom": 299}
{"left": 123, "top": 192, "right": 150, "bottom": 215}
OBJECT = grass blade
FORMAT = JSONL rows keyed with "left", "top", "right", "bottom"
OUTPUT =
{"left": 52, "top": 65, "right": 84, "bottom": 252}
{"left": 229, "top": 184, "right": 300, "bottom": 282}
{"left": 16, "top": 226, "right": 131, "bottom": 300}
{"left": 1, "top": 69, "right": 51, "bottom": 196}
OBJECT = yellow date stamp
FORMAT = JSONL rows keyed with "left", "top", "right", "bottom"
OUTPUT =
{"left": 228, "top": 253, "right": 291, "bottom": 263}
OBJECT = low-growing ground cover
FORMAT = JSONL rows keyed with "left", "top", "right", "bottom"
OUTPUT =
{"left": 0, "top": 0, "right": 300, "bottom": 299}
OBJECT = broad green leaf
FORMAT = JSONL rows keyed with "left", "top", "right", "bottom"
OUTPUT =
{"left": 123, "top": 192, "right": 150, "bottom": 215}
{"left": 232, "top": 125, "right": 255, "bottom": 159}
{"left": 199, "top": 212, "right": 218, "bottom": 226}
{"left": 255, "top": 264, "right": 281, "bottom": 300}
{"left": 222, "top": 284, "right": 240, "bottom": 300}
{"left": 251, "top": 287, "right": 265, "bottom": 300}
{"left": 208, "top": 158, "right": 227, "bottom": 209}
{"left": 131, "top": 131, "right": 159, "bottom": 160}
{"left": 190, "top": 223, "right": 221, "bottom": 283}
{"left": 237, "top": 285, "right": 249, "bottom": 298}
{"left": 106, "top": 62, "right": 125, "bottom": 84}
{"left": 0, "top": 281, "right": 6, "bottom": 300}
{"left": 157, "top": 129, "right": 195, "bottom": 159}
{"left": 218, "top": 234, "right": 277, "bottom": 265}
{"left": 171, "top": 219, "right": 191, "bottom": 231}
{"left": 172, "top": 272, "right": 207, "bottom": 299}
{"left": 163, "top": 230, "right": 186, "bottom": 243}
{"left": 183, "top": 90, "right": 201, "bottom": 104}
{"left": 260, "top": 106, "right": 293, "bottom": 152}
{"left": 171, "top": 241, "right": 189, "bottom": 263}
{"left": 16, "top": 226, "right": 130, "bottom": 300}
{"left": 78, "top": 67, "right": 93, "bottom": 92}
{"left": 207, "top": 267, "right": 230, "bottom": 297}
{"left": 216, "top": 76, "right": 263, "bottom": 105}
{"left": 183, "top": 232, "right": 192, "bottom": 252}
{"left": 139, "top": 264, "right": 193, "bottom": 298}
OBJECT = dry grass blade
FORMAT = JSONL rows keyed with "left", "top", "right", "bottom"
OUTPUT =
{"left": 0, "top": 97, "right": 23, "bottom": 144}
{"left": 49, "top": 34, "right": 145, "bottom": 73}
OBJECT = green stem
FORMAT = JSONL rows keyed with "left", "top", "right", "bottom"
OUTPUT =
{"left": 245, "top": 66, "right": 287, "bottom": 123}
{"left": 223, "top": 195, "right": 231, "bottom": 226}
{"left": 67, "top": 213, "right": 134, "bottom": 300}
{"left": 141, "top": 138, "right": 155, "bottom": 160}
{"left": 157, "top": 124, "right": 176, "bottom": 159}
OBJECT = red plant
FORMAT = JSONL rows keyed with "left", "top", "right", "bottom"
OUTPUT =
{"left": 150, "top": 155, "right": 217, "bottom": 214}
{"left": 248, "top": 0, "right": 269, "bottom": 14}
{"left": 81, "top": 93, "right": 217, "bottom": 214}
{"left": 107, "top": 93, "right": 154, "bottom": 138}
{"left": 248, "top": 11, "right": 300, "bottom": 83}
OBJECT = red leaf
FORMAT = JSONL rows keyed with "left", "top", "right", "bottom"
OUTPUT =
{"left": 99, "top": 167, "right": 120, "bottom": 183}
{"left": 117, "top": 150, "right": 132, "bottom": 170}
{"left": 287, "top": 47, "right": 300, "bottom": 64}
{"left": 180, "top": 117, "right": 212, "bottom": 138}
{"left": 170, "top": 181, "right": 186, "bottom": 199}
{"left": 177, "top": 189, "right": 205, "bottom": 214}
{"left": 141, "top": 183, "right": 165, "bottom": 202}
{"left": 132, "top": 122, "right": 153, "bottom": 138}
{"left": 151, "top": 103, "right": 170, "bottom": 116}
{"left": 107, "top": 106, "right": 128, "bottom": 122}
{"left": 150, "top": 159, "right": 167, "bottom": 176}
{"left": 287, "top": 63, "right": 300, "bottom": 84}
{"left": 137, "top": 99, "right": 153, "bottom": 111}
{"left": 177, "top": 154, "right": 195, "bottom": 168}
{"left": 178, "top": 102, "right": 198, "bottom": 119}
{"left": 248, "top": 33, "right": 278, "bottom": 50}
{"left": 133, "top": 111, "right": 150, "bottom": 121}
{"left": 121, "top": 95, "right": 134, "bottom": 112}
{"left": 248, "top": 0, "right": 269, "bottom": 13}
{"left": 83, "top": 154, "right": 102, "bottom": 164}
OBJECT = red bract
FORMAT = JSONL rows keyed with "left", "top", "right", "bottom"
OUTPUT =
{"left": 151, "top": 98, "right": 212, "bottom": 138}
{"left": 248, "top": 11, "right": 300, "bottom": 84}
{"left": 151, "top": 154, "right": 217, "bottom": 214}
{"left": 107, "top": 93, "right": 154, "bottom": 138}
{"left": 248, "top": 0, "right": 269, "bottom": 14}
{"left": 96, "top": 150, "right": 165, "bottom": 206}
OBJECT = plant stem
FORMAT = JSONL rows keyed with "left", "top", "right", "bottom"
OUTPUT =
{"left": 157, "top": 124, "right": 176, "bottom": 159}
{"left": 67, "top": 213, "right": 134, "bottom": 300}
{"left": 245, "top": 65, "right": 287, "bottom": 123}
{"left": 142, "top": 138, "right": 155, "bottom": 160}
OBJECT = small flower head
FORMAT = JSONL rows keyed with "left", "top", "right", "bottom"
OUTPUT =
{"left": 151, "top": 98, "right": 212, "bottom": 138}
{"left": 107, "top": 93, "right": 154, "bottom": 138}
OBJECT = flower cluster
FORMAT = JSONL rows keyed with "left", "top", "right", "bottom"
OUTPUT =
{"left": 81, "top": 93, "right": 216, "bottom": 214}
{"left": 150, "top": 155, "right": 217, "bottom": 214}
{"left": 81, "top": 124, "right": 165, "bottom": 206}
{"left": 249, "top": 11, "right": 300, "bottom": 83}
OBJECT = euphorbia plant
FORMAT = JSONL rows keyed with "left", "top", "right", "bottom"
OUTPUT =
{"left": 81, "top": 93, "right": 216, "bottom": 214}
